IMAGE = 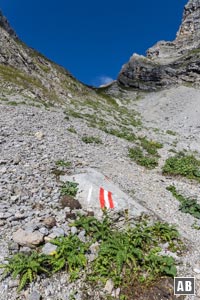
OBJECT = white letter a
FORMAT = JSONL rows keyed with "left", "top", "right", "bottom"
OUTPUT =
{"left": 177, "top": 281, "right": 184, "bottom": 291}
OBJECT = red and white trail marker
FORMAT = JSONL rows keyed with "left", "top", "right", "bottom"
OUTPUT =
{"left": 99, "top": 187, "right": 114, "bottom": 209}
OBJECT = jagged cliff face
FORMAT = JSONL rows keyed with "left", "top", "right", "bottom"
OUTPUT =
{"left": 176, "top": 0, "right": 200, "bottom": 49}
{"left": 0, "top": 10, "right": 17, "bottom": 39}
{"left": 118, "top": 0, "right": 200, "bottom": 91}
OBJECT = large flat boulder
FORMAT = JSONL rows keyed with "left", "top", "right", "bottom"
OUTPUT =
{"left": 60, "top": 168, "right": 148, "bottom": 218}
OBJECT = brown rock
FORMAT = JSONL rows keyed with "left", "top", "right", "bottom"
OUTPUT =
{"left": 13, "top": 229, "right": 44, "bottom": 248}
{"left": 65, "top": 212, "right": 76, "bottom": 220}
{"left": 43, "top": 216, "right": 56, "bottom": 229}
{"left": 60, "top": 195, "right": 82, "bottom": 210}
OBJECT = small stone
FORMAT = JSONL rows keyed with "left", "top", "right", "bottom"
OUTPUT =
{"left": 39, "top": 227, "right": 49, "bottom": 236}
{"left": 8, "top": 242, "right": 19, "bottom": 251}
{"left": 112, "top": 288, "right": 121, "bottom": 298}
{"left": 43, "top": 216, "right": 56, "bottom": 228}
{"left": 87, "top": 254, "right": 96, "bottom": 262}
{"left": 86, "top": 211, "right": 94, "bottom": 217}
{"left": 0, "top": 220, "right": 5, "bottom": 226}
{"left": 13, "top": 229, "right": 44, "bottom": 248}
{"left": 0, "top": 166, "right": 6, "bottom": 173}
{"left": 71, "top": 226, "right": 78, "bottom": 235}
{"left": 78, "top": 230, "right": 86, "bottom": 242}
{"left": 13, "top": 155, "right": 21, "bottom": 165}
{"left": 13, "top": 212, "right": 27, "bottom": 220}
{"left": 0, "top": 212, "right": 12, "bottom": 219}
{"left": 32, "top": 203, "right": 44, "bottom": 210}
{"left": 65, "top": 211, "right": 76, "bottom": 220}
{"left": 25, "top": 223, "right": 39, "bottom": 233}
{"left": 10, "top": 195, "right": 19, "bottom": 202}
{"left": 89, "top": 242, "right": 99, "bottom": 254}
{"left": 52, "top": 227, "right": 65, "bottom": 237}
{"left": 44, "top": 233, "right": 57, "bottom": 242}
{"left": 35, "top": 131, "right": 44, "bottom": 140}
{"left": 28, "top": 290, "right": 41, "bottom": 300}
{"left": 60, "top": 195, "right": 82, "bottom": 210}
{"left": 194, "top": 268, "right": 200, "bottom": 274}
{"left": 104, "top": 279, "right": 114, "bottom": 294}
{"left": 8, "top": 280, "right": 19, "bottom": 288}
{"left": 41, "top": 243, "right": 57, "bottom": 255}
{"left": 20, "top": 246, "right": 32, "bottom": 253}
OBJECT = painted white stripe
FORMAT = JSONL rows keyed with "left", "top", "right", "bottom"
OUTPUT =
{"left": 87, "top": 186, "right": 93, "bottom": 204}
{"left": 104, "top": 190, "right": 110, "bottom": 209}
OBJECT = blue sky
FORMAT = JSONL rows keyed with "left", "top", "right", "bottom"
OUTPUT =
{"left": 1, "top": 0, "right": 188, "bottom": 86}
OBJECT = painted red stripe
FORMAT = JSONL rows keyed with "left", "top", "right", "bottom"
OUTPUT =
{"left": 99, "top": 187, "right": 105, "bottom": 208}
{"left": 108, "top": 191, "right": 114, "bottom": 208}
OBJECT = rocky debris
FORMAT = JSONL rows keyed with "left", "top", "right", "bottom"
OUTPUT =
{"left": 118, "top": 0, "right": 200, "bottom": 90}
{"left": 13, "top": 229, "right": 44, "bottom": 248}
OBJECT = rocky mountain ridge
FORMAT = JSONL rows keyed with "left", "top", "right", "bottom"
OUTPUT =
{"left": 118, "top": 0, "right": 200, "bottom": 91}
{"left": 0, "top": 10, "right": 17, "bottom": 39}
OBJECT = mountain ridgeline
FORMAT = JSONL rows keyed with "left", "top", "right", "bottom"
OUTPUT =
{"left": 1, "top": 0, "right": 200, "bottom": 97}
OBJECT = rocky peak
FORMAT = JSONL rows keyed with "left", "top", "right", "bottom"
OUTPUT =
{"left": 118, "top": 0, "right": 200, "bottom": 90}
{"left": 176, "top": 0, "right": 200, "bottom": 47}
{"left": 0, "top": 10, "right": 17, "bottom": 39}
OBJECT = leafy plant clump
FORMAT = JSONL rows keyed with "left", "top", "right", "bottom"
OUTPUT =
{"left": 73, "top": 213, "right": 180, "bottom": 286}
{"left": 0, "top": 252, "right": 49, "bottom": 292}
{"left": 128, "top": 137, "right": 162, "bottom": 169}
{"left": 138, "top": 137, "right": 163, "bottom": 155}
{"left": 163, "top": 152, "right": 200, "bottom": 180}
{"left": 48, "top": 235, "right": 88, "bottom": 280}
{"left": 167, "top": 185, "right": 200, "bottom": 219}
{"left": 166, "top": 130, "right": 177, "bottom": 136}
{"left": 0, "top": 212, "right": 181, "bottom": 293}
{"left": 60, "top": 181, "right": 79, "bottom": 197}
{"left": 55, "top": 160, "right": 71, "bottom": 167}
{"left": 81, "top": 135, "right": 102, "bottom": 144}
{"left": 128, "top": 147, "right": 158, "bottom": 169}
{"left": 104, "top": 127, "right": 136, "bottom": 142}
{"left": 87, "top": 219, "right": 179, "bottom": 287}
{"left": 67, "top": 127, "right": 77, "bottom": 134}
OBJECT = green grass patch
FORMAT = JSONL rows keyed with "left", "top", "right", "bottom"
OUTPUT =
{"left": 167, "top": 185, "right": 200, "bottom": 219}
{"left": 81, "top": 135, "right": 102, "bottom": 144}
{"left": 104, "top": 128, "right": 136, "bottom": 142}
{"left": 67, "top": 127, "right": 77, "bottom": 134}
{"left": 138, "top": 137, "right": 163, "bottom": 155}
{"left": 163, "top": 152, "right": 200, "bottom": 180}
{"left": 129, "top": 147, "right": 158, "bottom": 169}
{"left": 55, "top": 160, "right": 71, "bottom": 168}
{"left": 128, "top": 138, "right": 162, "bottom": 169}
{"left": 166, "top": 130, "right": 177, "bottom": 136}
{"left": 7, "top": 101, "right": 18, "bottom": 106}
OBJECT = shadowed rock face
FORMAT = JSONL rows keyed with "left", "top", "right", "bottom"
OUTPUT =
{"left": 118, "top": 0, "right": 200, "bottom": 91}
{"left": 0, "top": 11, "right": 17, "bottom": 39}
